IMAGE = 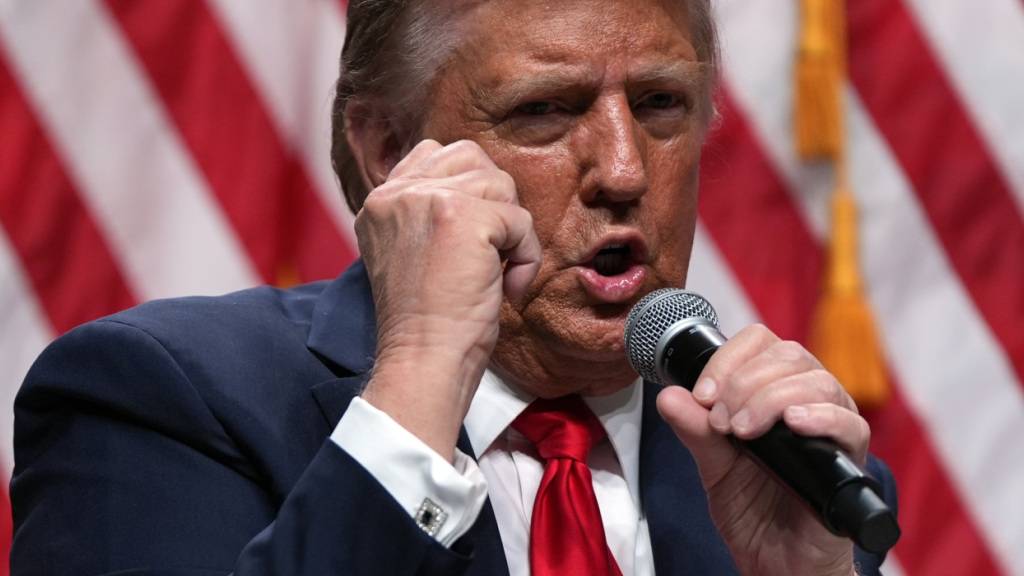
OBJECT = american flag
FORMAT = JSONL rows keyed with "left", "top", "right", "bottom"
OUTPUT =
{"left": 0, "top": 1, "right": 1021, "bottom": 574}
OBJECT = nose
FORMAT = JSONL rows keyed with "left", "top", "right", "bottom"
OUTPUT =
{"left": 578, "top": 94, "right": 649, "bottom": 205}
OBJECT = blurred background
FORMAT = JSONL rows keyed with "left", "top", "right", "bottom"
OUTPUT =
{"left": 0, "top": 0, "right": 1021, "bottom": 574}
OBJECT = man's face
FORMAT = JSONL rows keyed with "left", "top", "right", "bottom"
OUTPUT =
{"left": 420, "top": 0, "right": 708, "bottom": 391}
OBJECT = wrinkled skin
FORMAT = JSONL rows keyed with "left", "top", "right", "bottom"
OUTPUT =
{"left": 348, "top": 1, "right": 862, "bottom": 574}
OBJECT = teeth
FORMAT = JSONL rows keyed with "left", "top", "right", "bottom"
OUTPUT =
{"left": 597, "top": 244, "right": 629, "bottom": 255}
{"left": 593, "top": 244, "right": 631, "bottom": 276}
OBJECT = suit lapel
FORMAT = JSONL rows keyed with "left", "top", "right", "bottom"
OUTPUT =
{"left": 304, "top": 261, "right": 510, "bottom": 575}
{"left": 306, "top": 260, "right": 378, "bottom": 379}
{"left": 639, "top": 381, "right": 738, "bottom": 575}
{"left": 305, "top": 260, "right": 378, "bottom": 428}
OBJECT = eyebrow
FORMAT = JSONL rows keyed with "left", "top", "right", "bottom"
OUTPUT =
{"left": 473, "top": 60, "right": 710, "bottom": 111}
{"left": 473, "top": 66, "right": 600, "bottom": 108}
{"left": 627, "top": 61, "right": 709, "bottom": 91}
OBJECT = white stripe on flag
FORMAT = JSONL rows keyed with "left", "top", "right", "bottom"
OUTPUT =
{"left": 0, "top": 229, "right": 54, "bottom": 477}
{"left": 880, "top": 555, "right": 906, "bottom": 576}
{"left": 903, "top": 0, "right": 1024, "bottom": 214}
{"left": 207, "top": 0, "right": 357, "bottom": 244}
{"left": 848, "top": 89, "right": 1024, "bottom": 573}
{"left": 687, "top": 222, "right": 760, "bottom": 336}
{"left": 0, "top": 0, "right": 260, "bottom": 300}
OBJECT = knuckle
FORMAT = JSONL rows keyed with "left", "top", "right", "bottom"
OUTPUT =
{"left": 429, "top": 190, "right": 461, "bottom": 224}
{"left": 497, "top": 169, "right": 517, "bottom": 192}
{"left": 858, "top": 417, "right": 872, "bottom": 446}
{"left": 749, "top": 323, "right": 773, "bottom": 338}
{"left": 449, "top": 138, "right": 485, "bottom": 157}
{"left": 516, "top": 206, "right": 533, "bottom": 227}
{"left": 808, "top": 368, "right": 843, "bottom": 398}
{"left": 738, "top": 323, "right": 778, "bottom": 347}
{"left": 829, "top": 375, "right": 850, "bottom": 405}
{"left": 808, "top": 367, "right": 836, "bottom": 387}
{"left": 772, "top": 340, "right": 808, "bottom": 362}
{"left": 359, "top": 193, "right": 388, "bottom": 217}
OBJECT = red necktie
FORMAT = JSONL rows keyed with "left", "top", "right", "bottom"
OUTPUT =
{"left": 512, "top": 395, "right": 623, "bottom": 576}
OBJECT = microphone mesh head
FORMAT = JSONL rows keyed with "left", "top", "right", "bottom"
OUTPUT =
{"left": 624, "top": 288, "right": 718, "bottom": 383}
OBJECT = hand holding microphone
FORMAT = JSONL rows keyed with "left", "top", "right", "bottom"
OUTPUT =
{"left": 626, "top": 289, "right": 899, "bottom": 573}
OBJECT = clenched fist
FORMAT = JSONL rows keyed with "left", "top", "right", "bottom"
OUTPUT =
{"left": 356, "top": 139, "right": 542, "bottom": 461}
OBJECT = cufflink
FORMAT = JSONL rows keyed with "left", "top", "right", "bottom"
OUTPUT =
{"left": 415, "top": 497, "right": 448, "bottom": 537}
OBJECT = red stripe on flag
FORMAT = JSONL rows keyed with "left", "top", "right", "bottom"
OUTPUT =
{"left": 104, "top": 0, "right": 356, "bottom": 284}
{"left": 848, "top": 0, "right": 1024, "bottom": 385}
{"left": 699, "top": 91, "right": 822, "bottom": 341}
{"left": 701, "top": 85, "right": 1007, "bottom": 574}
{"left": 0, "top": 51, "right": 137, "bottom": 334}
{"left": 867, "top": 386, "right": 1008, "bottom": 575}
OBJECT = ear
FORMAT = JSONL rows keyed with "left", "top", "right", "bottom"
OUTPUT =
{"left": 344, "top": 101, "right": 406, "bottom": 190}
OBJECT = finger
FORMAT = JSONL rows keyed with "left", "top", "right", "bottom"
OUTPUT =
{"left": 782, "top": 403, "right": 871, "bottom": 466}
{"left": 692, "top": 323, "right": 779, "bottom": 409}
{"left": 656, "top": 386, "right": 740, "bottom": 488}
{"left": 715, "top": 339, "right": 824, "bottom": 416}
{"left": 476, "top": 200, "right": 542, "bottom": 302}
{"left": 418, "top": 139, "right": 498, "bottom": 178}
{"left": 367, "top": 169, "right": 519, "bottom": 208}
{"left": 388, "top": 139, "right": 443, "bottom": 179}
{"left": 439, "top": 169, "right": 519, "bottom": 205}
{"left": 726, "top": 369, "right": 854, "bottom": 439}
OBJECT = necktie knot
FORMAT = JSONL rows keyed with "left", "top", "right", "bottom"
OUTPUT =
{"left": 510, "top": 394, "right": 622, "bottom": 576}
{"left": 512, "top": 395, "right": 606, "bottom": 462}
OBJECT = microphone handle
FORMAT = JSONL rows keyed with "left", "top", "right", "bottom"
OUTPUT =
{"left": 660, "top": 326, "right": 901, "bottom": 554}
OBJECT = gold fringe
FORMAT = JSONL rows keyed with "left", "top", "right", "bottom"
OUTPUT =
{"left": 795, "top": 0, "right": 844, "bottom": 160}
{"left": 797, "top": 0, "right": 890, "bottom": 408}
{"left": 809, "top": 185, "right": 889, "bottom": 408}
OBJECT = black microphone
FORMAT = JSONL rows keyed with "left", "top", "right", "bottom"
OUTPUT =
{"left": 624, "top": 288, "right": 900, "bottom": 554}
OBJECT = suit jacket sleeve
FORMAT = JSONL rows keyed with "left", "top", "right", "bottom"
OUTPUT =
{"left": 10, "top": 319, "right": 475, "bottom": 576}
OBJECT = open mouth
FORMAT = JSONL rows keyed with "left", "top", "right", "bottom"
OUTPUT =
{"left": 578, "top": 235, "right": 649, "bottom": 302}
{"left": 590, "top": 243, "right": 636, "bottom": 277}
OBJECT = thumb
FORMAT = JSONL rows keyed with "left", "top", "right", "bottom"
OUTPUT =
{"left": 656, "top": 386, "right": 741, "bottom": 489}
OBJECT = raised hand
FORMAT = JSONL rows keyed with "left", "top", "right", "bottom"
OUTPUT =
{"left": 356, "top": 139, "right": 542, "bottom": 461}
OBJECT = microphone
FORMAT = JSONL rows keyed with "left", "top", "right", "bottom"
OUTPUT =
{"left": 624, "top": 288, "right": 900, "bottom": 554}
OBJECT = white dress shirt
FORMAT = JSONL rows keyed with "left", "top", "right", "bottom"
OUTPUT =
{"left": 332, "top": 370, "right": 655, "bottom": 575}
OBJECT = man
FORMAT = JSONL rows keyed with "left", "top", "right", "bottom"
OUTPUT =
{"left": 11, "top": 0, "right": 896, "bottom": 574}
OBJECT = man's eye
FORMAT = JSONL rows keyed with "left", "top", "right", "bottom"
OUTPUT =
{"left": 515, "top": 101, "right": 560, "bottom": 116}
{"left": 637, "top": 92, "right": 683, "bottom": 111}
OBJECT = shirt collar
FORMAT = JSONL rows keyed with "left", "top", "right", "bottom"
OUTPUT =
{"left": 463, "top": 369, "right": 645, "bottom": 508}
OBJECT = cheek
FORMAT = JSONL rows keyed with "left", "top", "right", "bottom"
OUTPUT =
{"left": 647, "top": 147, "right": 701, "bottom": 271}
{"left": 487, "top": 144, "right": 579, "bottom": 242}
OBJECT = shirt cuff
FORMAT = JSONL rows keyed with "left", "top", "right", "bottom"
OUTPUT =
{"left": 330, "top": 396, "right": 488, "bottom": 547}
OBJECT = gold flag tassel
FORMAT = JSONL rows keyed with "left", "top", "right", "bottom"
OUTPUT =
{"left": 809, "top": 167, "right": 890, "bottom": 407}
{"left": 796, "top": 0, "right": 843, "bottom": 159}
{"left": 798, "top": 0, "right": 890, "bottom": 408}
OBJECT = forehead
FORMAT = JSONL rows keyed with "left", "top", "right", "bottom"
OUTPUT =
{"left": 448, "top": 0, "right": 700, "bottom": 87}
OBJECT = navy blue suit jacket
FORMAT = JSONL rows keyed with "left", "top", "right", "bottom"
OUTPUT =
{"left": 11, "top": 261, "right": 896, "bottom": 575}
